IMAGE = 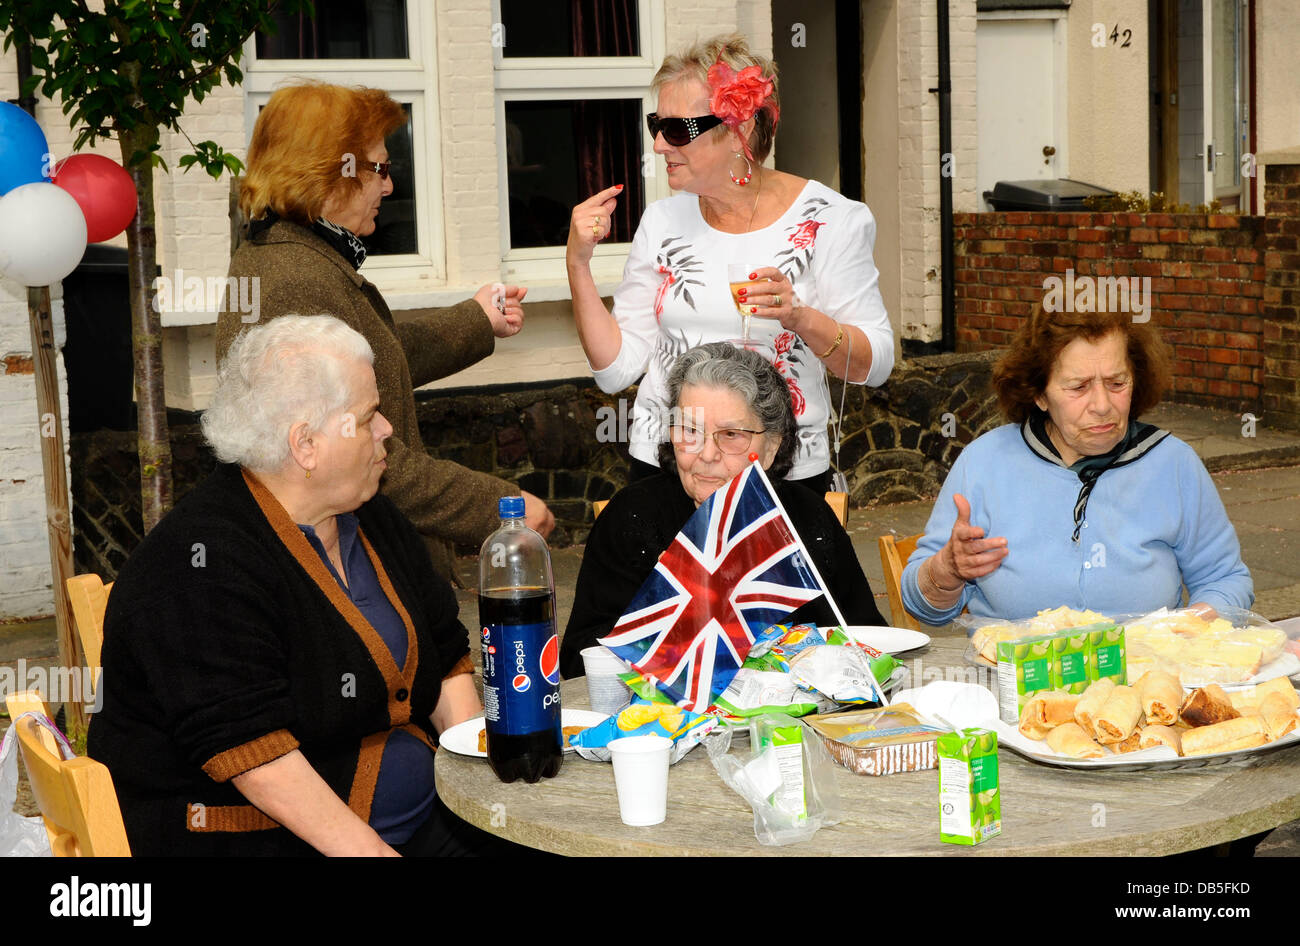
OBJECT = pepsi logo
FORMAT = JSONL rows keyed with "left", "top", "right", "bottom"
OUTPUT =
{"left": 512, "top": 674, "right": 531, "bottom": 692}
{"left": 540, "top": 634, "right": 560, "bottom": 686}
{"left": 481, "top": 627, "right": 490, "bottom": 640}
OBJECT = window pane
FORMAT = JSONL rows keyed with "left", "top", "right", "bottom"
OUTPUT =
{"left": 500, "top": 0, "right": 639, "bottom": 58}
{"left": 370, "top": 105, "right": 418, "bottom": 256}
{"left": 256, "top": 0, "right": 408, "bottom": 59}
{"left": 505, "top": 99, "right": 646, "bottom": 249}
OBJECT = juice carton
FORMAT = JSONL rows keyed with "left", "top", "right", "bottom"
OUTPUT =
{"left": 1052, "top": 627, "right": 1092, "bottom": 694}
{"left": 751, "top": 716, "right": 808, "bottom": 821}
{"left": 938, "top": 728, "right": 1001, "bottom": 845}
{"left": 996, "top": 632, "right": 1056, "bottom": 724}
{"left": 1089, "top": 623, "right": 1127, "bottom": 684}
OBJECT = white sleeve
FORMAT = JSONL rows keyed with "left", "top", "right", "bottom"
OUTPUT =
{"left": 812, "top": 202, "right": 894, "bottom": 387}
{"left": 590, "top": 209, "right": 663, "bottom": 394}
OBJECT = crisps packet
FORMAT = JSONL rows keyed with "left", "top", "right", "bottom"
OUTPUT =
{"left": 569, "top": 695, "right": 717, "bottom": 764}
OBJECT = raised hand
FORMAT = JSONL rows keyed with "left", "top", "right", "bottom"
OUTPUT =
{"left": 566, "top": 184, "right": 625, "bottom": 266}
{"left": 936, "top": 493, "right": 1008, "bottom": 586}
{"left": 475, "top": 283, "right": 528, "bottom": 338}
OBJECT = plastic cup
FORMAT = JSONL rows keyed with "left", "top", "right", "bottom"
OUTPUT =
{"left": 608, "top": 735, "right": 671, "bottom": 826}
{"left": 581, "top": 646, "right": 633, "bottom": 716}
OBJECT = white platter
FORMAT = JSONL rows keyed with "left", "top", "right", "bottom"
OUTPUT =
{"left": 439, "top": 709, "right": 609, "bottom": 758}
{"left": 839, "top": 625, "right": 931, "bottom": 655}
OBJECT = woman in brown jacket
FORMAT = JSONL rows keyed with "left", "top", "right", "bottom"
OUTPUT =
{"left": 217, "top": 81, "right": 552, "bottom": 581}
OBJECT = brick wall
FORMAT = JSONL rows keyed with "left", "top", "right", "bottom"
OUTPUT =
{"left": 952, "top": 211, "right": 1267, "bottom": 413}
{"left": 1263, "top": 162, "right": 1300, "bottom": 431}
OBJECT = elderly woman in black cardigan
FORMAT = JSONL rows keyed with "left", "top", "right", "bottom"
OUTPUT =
{"left": 560, "top": 342, "right": 885, "bottom": 678}
{"left": 89, "top": 316, "right": 488, "bottom": 856}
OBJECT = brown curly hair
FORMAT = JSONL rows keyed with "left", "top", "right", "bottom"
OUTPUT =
{"left": 991, "top": 304, "right": 1173, "bottom": 424}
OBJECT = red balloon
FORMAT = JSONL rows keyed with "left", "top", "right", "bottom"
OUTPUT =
{"left": 51, "top": 154, "right": 138, "bottom": 243}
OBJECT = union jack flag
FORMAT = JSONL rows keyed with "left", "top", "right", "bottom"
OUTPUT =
{"left": 599, "top": 464, "right": 842, "bottom": 711}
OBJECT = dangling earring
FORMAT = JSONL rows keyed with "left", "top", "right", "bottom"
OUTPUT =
{"left": 305, "top": 470, "right": 311, "bottom": 479}
{"left": 729, "top": 152, "right": 753, "bottom": 186}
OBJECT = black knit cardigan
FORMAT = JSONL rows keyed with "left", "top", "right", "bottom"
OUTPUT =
{"left": 87, "top": 464, "right": 472, "bottom": 856}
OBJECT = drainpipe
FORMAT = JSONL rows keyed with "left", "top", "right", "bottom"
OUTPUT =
{"left": 12, "top": 37, "right": 37, "bottom": 118}
{"left": 936, "top": 0, "right": 955, "bottom": 352}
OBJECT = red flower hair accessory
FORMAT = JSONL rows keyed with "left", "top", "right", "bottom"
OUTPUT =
{"left": 706, "top": 61, "right": 779, "bottom": 161}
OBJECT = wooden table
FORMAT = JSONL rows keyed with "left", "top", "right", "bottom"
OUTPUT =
{"left": 435, "top": 636, "right": 1300, "bottom": 856}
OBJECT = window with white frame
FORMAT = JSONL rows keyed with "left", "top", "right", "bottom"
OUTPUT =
{"left": 243, "top": 0, "right": 442, "bottom": 279}
{"left": 493, "top": 0, "right": 667, "bottom": 284}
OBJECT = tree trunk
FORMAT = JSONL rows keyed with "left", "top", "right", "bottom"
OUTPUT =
{"left": 118, "top": 122, "right": 173, "bottom": 533}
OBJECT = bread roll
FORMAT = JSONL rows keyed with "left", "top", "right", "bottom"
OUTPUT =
{"left": 1135, "top": 670, "right": 1182, "bottom": 725}
{"left": 1045, "top": 722, "right": 1106, "bottom": 759}
{"left": 1179, "top": 684, "right": 1240, "bottom": 727}
{"left": 1181, "top": 716, "right": 1268, "bottom": 756}
{"left": 1095, "top": 685, "right": 1142, "bottom": 745}
{"left": 1073, "top": 677, "right": 1116, "bottom": 739}
{"left": 1257, "top": 676, "right": 1300, "bottom": 710}
{"left": 1257, "top": 692, "right": 1299, "bottom": 742}
{"left": 1018, "top": 690, "right": 1080, "bottom": 739}
{"left": 1138, "top": 725, "right": 1183, "bottom": 756}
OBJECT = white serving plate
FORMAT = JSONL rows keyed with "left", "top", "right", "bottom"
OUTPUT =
{"left": 439, "top": 709, "right": 608, "bottom": 758}
{"left": 839, "top": 625, "right": 931, "bottom": 655}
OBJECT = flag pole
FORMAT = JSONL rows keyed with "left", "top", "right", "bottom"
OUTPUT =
{"left": 751, "top": 462, "right": 889, "bottom": 704}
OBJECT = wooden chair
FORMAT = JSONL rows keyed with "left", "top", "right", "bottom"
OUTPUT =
{"left": 594, "top": 492, "right": 849, "bottom": 526}
{"left": 66, "top": 574, "right": 111, "bottom": 675}
{"left": 4, "top": 690, "right": 131, "bottom": 857}
{"left": 877, "top": 533, "right": 923, "bottom": 631}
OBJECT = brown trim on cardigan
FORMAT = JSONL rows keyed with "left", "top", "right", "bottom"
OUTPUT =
{"left": 186, "top": 803, "right": 282, "bottom": 833}
{"left": 346, "top": 731, "right": 387, "bottom": 823}
{"left": 357, "top": 528, "right": 419, "bottom": 725}
{"left": 241, "top": 469, "right": 415, "bottom": 724}
{"left": 444, "top": 654, "right": 474, "bottom": 678}
{"left": 201, "top": 728, "right": 300, "bottom": 783}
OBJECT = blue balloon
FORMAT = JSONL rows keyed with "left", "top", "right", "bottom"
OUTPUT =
{"left": 0, "top": 102, "right": 50, "bottom": 195}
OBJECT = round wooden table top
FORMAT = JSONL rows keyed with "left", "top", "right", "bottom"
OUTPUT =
{"left": 435, "top": 636, "right": 1300, "bottom": 856}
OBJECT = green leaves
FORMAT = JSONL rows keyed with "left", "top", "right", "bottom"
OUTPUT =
{"left": 177, "top": 141, "right": 244, "bottom": 181}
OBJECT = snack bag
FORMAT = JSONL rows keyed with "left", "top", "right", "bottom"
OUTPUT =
{"left": 787, "top": 644, "right": 893, "bottom": 705}
{"left": 569, "top": 695, "right": 717, "bottom": 764}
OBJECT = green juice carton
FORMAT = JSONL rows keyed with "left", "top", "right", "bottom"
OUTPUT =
{"left": 1052, "top": 628, "right": 1092, "bottom": 694}
{"left": 1089, "top": 623, "right": 1127, "bottom": 684}
{"left": 938, "top": 728, "right": 1001, "bottom": 845}
{"left": 751, "top": 716, "right": 808, "bottom": 821}
{"left": 996, "top": 633, "right": 1055, "bottom": 724}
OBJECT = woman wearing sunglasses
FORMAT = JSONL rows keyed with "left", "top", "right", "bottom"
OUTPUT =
{"left": 559, "top": 342, "right": 885, "bottom": 679}
{"left": 217, "top": 81, "right": 554, "bottom": 584}
{"left": 566, "top": 34, "right": 895, "bottom": 496}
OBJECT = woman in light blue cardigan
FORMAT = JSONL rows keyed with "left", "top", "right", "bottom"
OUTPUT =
{"left": 902, "top": 306, "right": 1253, "bottom": 628}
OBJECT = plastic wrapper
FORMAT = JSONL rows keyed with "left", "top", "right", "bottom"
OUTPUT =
{"left": 1, "top": 712, "right": 62, "bottom": 857}
{"left": 569, "top": 695, "right": 717, "bottom": 764}
{"left": 962, "top": 605, "right": 1300, "bottom": 689}
{"left": 704, "top": 713, "right": 843, "bottom": 846}
{"left": 786, "top": 643, "right": 892, "bottom": 704}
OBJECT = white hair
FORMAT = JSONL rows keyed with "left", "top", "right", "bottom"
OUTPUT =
{"left": 202, "top": 315, "right": 374, "bottom": 473}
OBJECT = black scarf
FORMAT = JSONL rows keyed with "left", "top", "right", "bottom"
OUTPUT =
{"left": 248, "top": 211, "right": 368, "bottom": 270}
{"left": 1022, "top": 409, "right": 1170, "bottom": 543}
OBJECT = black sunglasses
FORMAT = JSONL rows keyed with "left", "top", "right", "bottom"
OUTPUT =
{"left": 646, "top": 113, "right": 724, "bottom": 146}
{"left": 363, "top": 161, "right": 392, "bottom": 180}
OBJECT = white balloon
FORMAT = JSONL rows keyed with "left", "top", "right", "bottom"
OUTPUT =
{"left": 0, "top": 182, "right": 89, "bottom": 287}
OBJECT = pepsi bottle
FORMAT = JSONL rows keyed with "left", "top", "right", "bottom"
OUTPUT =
{"left": 478, "top": 496, "right": 563, "bottom": 783}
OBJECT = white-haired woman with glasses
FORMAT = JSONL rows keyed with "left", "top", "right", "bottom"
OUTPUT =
{"left": 559, "top": 342, "right": 885, "bottom": 678}
{"left": 89, "top": 315, "right": 509, "bottom": 857}
{"left": 565, "top": 33, "right": 894, "bottom": 496}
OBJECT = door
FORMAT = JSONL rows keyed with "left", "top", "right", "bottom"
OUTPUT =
{"left": 1202, "top": 0, "right": 1247, "bottom": 209}
{"left": 976, "top": 13, "right": 1066, "bottom": 209}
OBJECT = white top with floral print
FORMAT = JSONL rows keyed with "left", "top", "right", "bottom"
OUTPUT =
{"left": 592, "top": 179, "right": 894, "bottom": 480}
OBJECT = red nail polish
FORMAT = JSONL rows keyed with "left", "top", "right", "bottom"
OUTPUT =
{"left": 615, "top": 184, "right": 624, "bottom": 190}
{"left": 748, "top": 272, "right": 757, "bottom": 280}
{"left": 738, "top": 289, "right": 747, "bottom": 297}
{"left": 751, "top": 306, "right": 758, "bottom": 314}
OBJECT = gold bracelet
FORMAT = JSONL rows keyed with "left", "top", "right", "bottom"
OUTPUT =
{"left": 817, "top": 323, "right": 845, "bottom": 359}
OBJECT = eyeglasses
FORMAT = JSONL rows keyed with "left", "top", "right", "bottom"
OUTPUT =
{"left": 669, "top": 424, "right": 763, "bottom": 455}
{"left": 363, "top": 161, "right": 392, "bottom": 180}
{"left": 646, "top": 113, "right": 724, "bottom": 147}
